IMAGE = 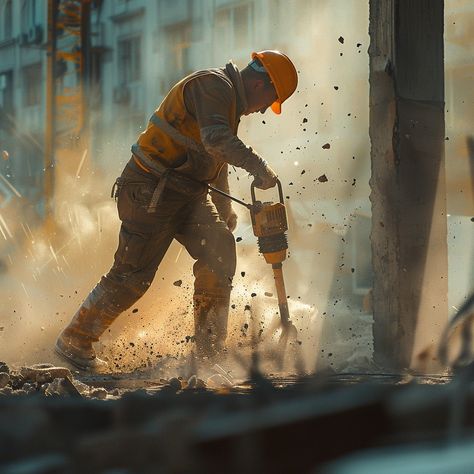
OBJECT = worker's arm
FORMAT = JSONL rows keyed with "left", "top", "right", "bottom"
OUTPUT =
{"left": 209, "top": 163, "right": 238, "bottom": 231}
{"left": 184, "top": 75, "right": 277, "bottom": 188}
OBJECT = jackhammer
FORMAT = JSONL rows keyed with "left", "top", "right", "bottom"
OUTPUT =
{"left": 208, "top": 179, "right": 298, "bottom": 350}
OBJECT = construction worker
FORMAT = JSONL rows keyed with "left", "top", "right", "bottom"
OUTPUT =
{"left": 55, "top": 50, "right": 298, "bottom": 370}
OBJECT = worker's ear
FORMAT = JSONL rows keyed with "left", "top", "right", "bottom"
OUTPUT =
{"left": 253, "top": 78, "right": 266, "bottom": 92}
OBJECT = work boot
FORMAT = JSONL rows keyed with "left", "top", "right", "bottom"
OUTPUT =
{"left": 193, "top": 294, "right": 229, "bottom": 361}
{"left": 55, "top": 311, "right": 109, "bottom": 372}
{"left": 55, "top": 284, "right": 123, "bottom": 371}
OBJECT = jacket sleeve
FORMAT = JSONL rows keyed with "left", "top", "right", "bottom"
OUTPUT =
{"left": 184, "top": 75, "right": 268, "bottom": 177}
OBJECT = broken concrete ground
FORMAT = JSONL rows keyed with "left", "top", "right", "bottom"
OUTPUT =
{"left": 2, "top": 358, "right": 473, "bottom": 473}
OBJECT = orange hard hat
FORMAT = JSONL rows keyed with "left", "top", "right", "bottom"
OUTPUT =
{"left": 251, "top": 50, "right": 298, "bottom": 114}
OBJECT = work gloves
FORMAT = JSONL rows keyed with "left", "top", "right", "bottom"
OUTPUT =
{"left": 214, "top": 204, "right": 237, "bottom": 232}
{"left": 254, "top": 163, "right": 278, "bottom": 190}
{"left": 225, "top": 208, "right": 238, "bottom": 232}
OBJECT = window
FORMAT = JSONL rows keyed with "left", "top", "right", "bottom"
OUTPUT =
{"left": 21, "top": 1, "right": 28, "bottom": 34}
{"left": 22, "top": 63, "right": 42, "bottom": 107}
{"left": 234, "top": 4, "right": 250, "bottom": 50}
{"left": 118, "top": 36, "right": 141, "bottom": 85}
{"left": 0, "top": 71, "right": 14, "bottom": 132}
{"left": 215, "top": 3, "right": 253, "bottom": 53}
{"left": 29, "top": 0, "right": 36, "bottom": 26}
{"left": 20, "top": 0, "right": 36, "bottom": 34}
{"left": 0, "top": 71, "right": 13, "bottom": 112}
{"left": 165, "top": 22, "right": 191, "bottom": 78}
{"left": 4, "top": 1, "right": 12, "bottom": 40}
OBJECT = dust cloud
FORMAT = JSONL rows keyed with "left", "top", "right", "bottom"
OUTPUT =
{"left": 0, "top": 0, "right": 374, "bottom": 376}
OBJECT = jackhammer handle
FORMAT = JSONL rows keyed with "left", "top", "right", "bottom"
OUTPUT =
{"left": 251, "top": 178, "right": 284, "bottom": 205}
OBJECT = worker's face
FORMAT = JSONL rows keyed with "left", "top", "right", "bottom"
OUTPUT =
{"left": 245, "top": 79, "right": 278, "bottom": 115}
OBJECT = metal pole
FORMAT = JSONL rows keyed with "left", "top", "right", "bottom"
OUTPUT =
{"left": 207, "top": 183, "right": 251, "bottom": 209}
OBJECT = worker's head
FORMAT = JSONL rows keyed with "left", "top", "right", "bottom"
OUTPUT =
{"left": 241, "top": 50, "right": 298, "bottom": 115}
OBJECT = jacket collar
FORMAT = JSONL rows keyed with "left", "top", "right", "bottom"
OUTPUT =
{"left": 225, "top": 61, "right": 248, "bottom": 116}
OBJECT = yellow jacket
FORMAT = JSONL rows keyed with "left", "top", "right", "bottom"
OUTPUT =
{"left": 132, "top": 62, "right": 268, "bottom": 185}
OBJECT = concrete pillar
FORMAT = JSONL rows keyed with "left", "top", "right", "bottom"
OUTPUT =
{"left": 369, "top": 0, "right": 448, "bottom": 371}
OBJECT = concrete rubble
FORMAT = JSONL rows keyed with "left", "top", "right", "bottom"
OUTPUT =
{"left": 1, "top": 358, "right": 474, "bottom": 473}
{"left": 0, "top": 361, "right": 215, "bottom": 400}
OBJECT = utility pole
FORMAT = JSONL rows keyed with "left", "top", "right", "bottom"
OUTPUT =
{"left": 369, "top": 0, "right": 448, "bottom": 371}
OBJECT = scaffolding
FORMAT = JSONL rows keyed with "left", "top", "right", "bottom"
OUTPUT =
{"left": 44, "top": 0, "right": 91, "bottom": 219}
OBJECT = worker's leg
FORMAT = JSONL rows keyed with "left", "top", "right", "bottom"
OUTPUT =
{"left": 56, "top": 162, "right": 189, "bottom": 369}
{"left": 176, "top": 194, "right": 236, "bottom": 359}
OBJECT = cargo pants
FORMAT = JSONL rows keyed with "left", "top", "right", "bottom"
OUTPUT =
{"left": 88, "top": 158, "right": 236, "bottom": 357}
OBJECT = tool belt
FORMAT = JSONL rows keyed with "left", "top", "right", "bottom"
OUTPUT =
{"left": 111, "top": 156, "right": 206, "bottom": 214}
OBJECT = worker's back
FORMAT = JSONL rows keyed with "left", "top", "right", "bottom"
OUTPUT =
{"left": 135, "top": 67, "right": 238, "bottom": 181}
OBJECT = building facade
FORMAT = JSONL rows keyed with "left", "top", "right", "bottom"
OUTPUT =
{"left": 0, "top": 0, "right": 46, "bottom": 205}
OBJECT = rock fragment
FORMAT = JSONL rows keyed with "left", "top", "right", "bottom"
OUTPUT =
{"left": 0, "top": 361, "right": 9, "bottom": 373}
{"left": 168, "top": 377, "right": 183, "bottom": 392}
{"left": 206, "top": 374, "right": 232, "bottom": 389}
{"left": 22, "top": 383, "right": 36, "bottom": 395}
{"left": 0, "top": 372, "right": 10, "bottom": 389}
{"left": 45, "top": 378, "right": 82, "bottom": 398}
{"left": 90, "top": 387, "right": 108, "bottom": 400}
{"left": 20, "top": 366, "right": 72, "bottom": 384}
{"left": 72, "top": 379, "right": 92, "bottom": 396}
{"left": 0, "top": 386, "right": 12, "bottom": 395}
{"left": 186, "top": 375, "right": 197, "bottom": 389}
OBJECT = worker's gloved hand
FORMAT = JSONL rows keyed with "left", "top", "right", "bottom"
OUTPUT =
{"left": 226, "top": 208, "right": 238, "bottom": 232}
{"left": 254, "top": 164, "right": 278, "bottom": 190}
